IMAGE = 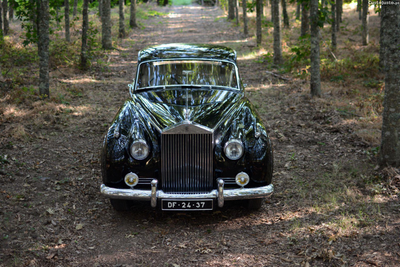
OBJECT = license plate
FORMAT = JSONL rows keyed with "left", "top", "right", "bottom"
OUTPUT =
{"left": 161, "top": 199, "right": 213, "bottom": 211}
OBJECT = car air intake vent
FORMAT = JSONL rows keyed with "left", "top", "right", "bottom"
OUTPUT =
{"left": 161, "top": 124, "right": 213, "bottom": 193}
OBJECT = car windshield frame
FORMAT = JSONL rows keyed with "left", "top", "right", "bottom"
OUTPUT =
{"left": 134, "top": 59, "right": 241, "bottom": 91}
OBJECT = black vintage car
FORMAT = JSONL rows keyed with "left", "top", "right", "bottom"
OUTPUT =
{"left": 100, "top": 44, "right": 273, "bottom": 211}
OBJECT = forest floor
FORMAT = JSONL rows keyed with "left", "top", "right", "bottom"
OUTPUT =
{"left": 1, "top": 3, "right": 400, "bottom": 267}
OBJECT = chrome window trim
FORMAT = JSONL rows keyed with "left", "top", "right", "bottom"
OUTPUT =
{"left": 133, "top": 58, "right": 241, "bottom": 92}
{"left": 161, "top": 121, "right": 214, "bottom": 134}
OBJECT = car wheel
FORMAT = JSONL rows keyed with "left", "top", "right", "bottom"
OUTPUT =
{"left": 110, "top": 199, "right": 130, "bottom": 211}
{"left": 247, "top": 198, "right": 263, "bottom": 210}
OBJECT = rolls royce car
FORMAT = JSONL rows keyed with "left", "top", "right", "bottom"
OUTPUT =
{"left": 100, "top": 44, "right": 274, "bottom": 211}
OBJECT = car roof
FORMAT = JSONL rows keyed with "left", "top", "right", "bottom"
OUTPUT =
{"left": 137, "top": 43, "right": 237, "bottom": 63}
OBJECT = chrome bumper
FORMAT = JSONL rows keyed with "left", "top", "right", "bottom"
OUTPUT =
{"left": 100, "top": 179, "right": 274, "bottom": 208}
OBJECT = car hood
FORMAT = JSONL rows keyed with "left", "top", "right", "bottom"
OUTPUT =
{"left": 133, "top": 88, "right": 245, "bottom": 132}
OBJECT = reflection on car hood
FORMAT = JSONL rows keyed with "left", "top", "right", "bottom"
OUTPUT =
{"left": 133, "top": 88, "right": 244, "bottom": 132}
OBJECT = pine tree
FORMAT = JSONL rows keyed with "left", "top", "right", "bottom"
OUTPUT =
{"left": 310, "top": 0, "right": 321, "bottom": 97}
{"left": 65, "top": 0, "right": 70, "bottom": 42}
{"left": 272, "top": 0, "right": 282, "bottom": 65}
{"left": 242, "top": 0, "right": 248, "bottom": 35}
{"left": 38, "top": 0, "right": 50, "bottom": 97}
{"left": 380, "top": 3, "right": 400, "bottom": 167}
{"left": 119, "top": 0, "right": 125, "bottom": 38}
{"left": 101, "top": 0, "right": 112, "bottom": 49}
{"left": 256, "top": 0, "right": 262, "bottom": 45}
{"left": 130, "top": 0, "right": 138, "bottom": 28}
{"left": 81, "top": 0, "right": 89, "bottom": 69}
{"left": 361, "top": 0, "right": 369, "bottom": 45}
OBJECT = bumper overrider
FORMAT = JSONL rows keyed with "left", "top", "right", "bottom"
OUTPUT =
{"left": 100, "top": 179, "right": 274, "bottom": 208}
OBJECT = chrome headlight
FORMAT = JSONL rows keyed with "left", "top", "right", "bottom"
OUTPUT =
{"left": 130, "top": 139, "right": 150, "bottom": 160}
{"left": 224, "top": 139, "right": 244, "bottom": 160}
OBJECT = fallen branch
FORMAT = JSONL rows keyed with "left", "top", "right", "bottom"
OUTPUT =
{"left": 319, "top": 31, "right": 338, "bottom": 61}
{"left": 55, "top": 66, "right": 67, "bottom": 77}
{"left": 265, "top": 71, "right": 291, "bottom": 81}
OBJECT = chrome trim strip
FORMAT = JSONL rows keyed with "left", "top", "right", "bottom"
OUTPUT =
{"left": 161, "top": 122, "right": 213, "bottom": 134}
{"left": 218, "top": 179, "right": 224, "bottom": 208}
{"left": 100, "top": 184, "right": 274, "bottom": 206}
{"left": 134, "top": 58, "right": 241, "bottom": 92}
{"left": 151, "top": 179, "right": 158, "bottom": 208}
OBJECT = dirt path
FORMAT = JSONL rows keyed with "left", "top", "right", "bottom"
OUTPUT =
{"left": 1, "top": 3, "right": 399, "bottom": 267}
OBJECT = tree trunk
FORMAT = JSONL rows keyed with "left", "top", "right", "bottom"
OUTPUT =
{"left": 296, "top": 1, "right": 300, "bottom": 20}
{"left": 235, "top": 0, "right": 239, "bottom": 25}
{"left": 336, "top": 0, "right": 341, "bottom": 31}
{"left": 0, "top": 65, "right": 4, "bottom": 81}
{"left": 228, "top": 0, "right": 235, "bottom": 20}
{"left": 256, "top": 0, "right": 262, "bottom": 46}
{"left": 102, "top": 0, "right": 112, "bottom": 49}
{"left": 3, "top": 0, "right": 9, "bottom": 35}
{"left": 380, "top": 2, "right": 400, "bottom": 167}
{"left": 362, "top": 0, "right": 368, "bottom": 45}
{"left": 0, "top": 2, "right": 3, "bottom": 42}
{"left": 310, "top": 0, "right": 321, "bottom": 97}
{"left": 81, "top": 0, "right": 89, "bottom": 69}
{"left": 119, "top": 0, "right": 125, "bottom": 38}
{"left": 130, "top": 0, "right": 137, "bottom": 28}
{"left": 379, "top": 3, "right": 389, "bottom": 71}
{"left": 56, "top": 4, "right": 60, "bottom": 28}
{"left": 331, "top": 0, "right": 336, "bottom": 51}
{"left": 99, "top": 0, "right": 103, "bottom": 17}
{"left": 300, "top": 1, "right": 309, "bottom": 37}
{"left": 272, "top": 0, "right": 282, "bottom": 65}
{"left": 38, "top": 0, "right": 50, "bottom": 98}
{"left": 65, "top": 0, "right": 70, "bottom": 42}
{"left": 270, "top": 0, "right": 274, "bottom": 22}
{"left": 281, "top": 0, "right": 289, "bottom": 28}
{"left": 242, "top": 0, "right": 248, "bottom": 35}
{"left": 73, "top": 0, "right": 78, "bottom": 18}
{"left": 357, "top": 0, "right": 361, "bottom": 20}
{"left": 9, "top": 2, "right": 13, "bottom": 21}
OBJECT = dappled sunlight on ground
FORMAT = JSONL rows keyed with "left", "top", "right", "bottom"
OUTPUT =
{"left": 0, "top": 2, "right": 399, "bottom": 267}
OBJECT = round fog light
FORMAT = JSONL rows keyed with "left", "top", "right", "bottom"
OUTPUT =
{"left": 124, "top": 172, "right": 139, "bottom": 187}
{"left": 235, "top": 172, "right": 250, "bottom": 187}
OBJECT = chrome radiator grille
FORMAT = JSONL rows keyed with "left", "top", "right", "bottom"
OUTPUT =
{"left": 161, "top": 132, "right": 213, "bottom": 193}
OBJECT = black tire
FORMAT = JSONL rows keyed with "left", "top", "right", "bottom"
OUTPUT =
{"left": 110, "top": 199, "right": 130, "bottom": 211}
{"left": 247, "top": 198, "right": 263, "bottom": 210}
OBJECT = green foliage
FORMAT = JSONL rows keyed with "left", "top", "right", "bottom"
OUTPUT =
{"left": 262, "top": 18, "right": 273, "bottom": 28}
{"left": 172, "top": 0, "right": 192, "bottom": 5}
{"left": 246, "top": 1, "right": 256, "bottom": 13}
{"left": 136, "top": 8, "right": 167, "bottom": 20}
{"left": 218, "top": 0, "right": 228, "bottom": 12}
{"left": 10, "top": 86, "right": 39, "bottom": 104}
{"left": 14, "top": 0, "right": 39, "bottom": 45}
{"left": 284, "top": 35, "right": 311, "bottom": 74}
{"left": 320, "top": 50, "right": 380, "bottom": 80}
{"left": 363, "top": 79, "right": 383, "bottom": 89}
{"left": 0, "top": 40, "right": 38, "bottom": 70}
{"left": 0, "top": 155, "right": 10, "bottom": 165}
{"left": 50, "top": 39, "right": 78, "bottom": 67}
{"left": 330, "top": 75, "right": 345, "bottom": 82}
{"left": 317, "top": 2, "right": 331, "bottom": 27}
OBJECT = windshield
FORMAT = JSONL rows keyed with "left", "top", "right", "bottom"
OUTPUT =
{"left": 136, "top": 60, "right": 239, "bottom": 90}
